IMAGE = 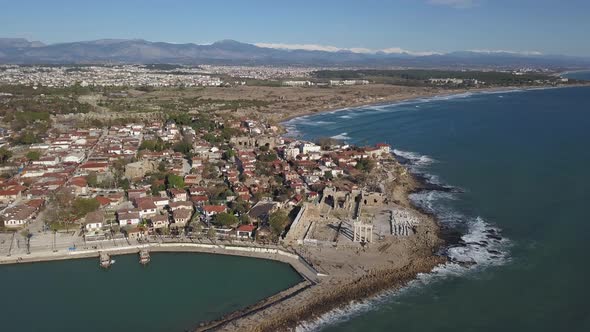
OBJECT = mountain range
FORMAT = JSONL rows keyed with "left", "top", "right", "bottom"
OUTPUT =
{"left": 1, "top": 38, "right": 589, "bottom": 69}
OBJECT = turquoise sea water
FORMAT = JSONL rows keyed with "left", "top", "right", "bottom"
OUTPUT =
{"left": 0, "top": 253, "right": 302, "bottom": 332}
{"left": 286, "top": 84, "right": 590, "bottom": 331}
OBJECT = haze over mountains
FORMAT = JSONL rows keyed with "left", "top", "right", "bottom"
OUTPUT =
{"left": 1, "top": 38, "right": 589, "bottom": 69}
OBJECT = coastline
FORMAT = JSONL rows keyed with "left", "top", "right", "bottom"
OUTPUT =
{"left": 278, "top": 83, "right": 589, "bottom": 124}
{"left": 4, "top": 83, "right": 587, "bottom": 331}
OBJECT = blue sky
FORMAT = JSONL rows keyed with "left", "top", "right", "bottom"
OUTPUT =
{"left": 1, "top": 0, "right": 589, "bottom": 56}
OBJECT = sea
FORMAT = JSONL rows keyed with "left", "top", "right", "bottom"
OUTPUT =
{"left": 286, "top": 76, "right": 590, "bottom": 331}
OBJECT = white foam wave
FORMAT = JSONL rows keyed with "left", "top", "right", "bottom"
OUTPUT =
{"left": 331, "top": 132, "right": 351, "bottom": 140}
{"left": 393, "top": 149, "right": 436, "bottom": 166}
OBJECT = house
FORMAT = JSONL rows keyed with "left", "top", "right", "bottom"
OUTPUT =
{"left": 149, "top": 214, "right": 169, "bottom": 230}
{"left": 189, "top": 186, "right": 207, "bottom": 196}
{"left": 152, "top": 196, "right": 169, "bottom": 209}
{"left": 95, "top": 196, "right": 112, "bottom": 208}
{"left": 0, "top": 188, "right": 23, "bottom": 203}
{"left": 190, "top": 195, "right": 208, "bottom": 207}
{"left": 134, "top": 197, "right": 157, "bottom": 218}
{"left": 202, "top": 205, "right": 227, "bottom": 218}
{"left": 2, "top": 204, "right": 36, "bottom": 228}
{"left": 184, "top": 174, "right": 201, "bottom": 185}
{"left": 172, "top": 209, "right": 192, "bottom": 226}
{"left": 118, "top": 211, "right": 141, "bottom": 226}
{"left": 63, "top": 152, "right": 85, "bottom": 163}
{"left": 70, "top": 177, "right": 88, "bottom": 195}
{"left": 169, "top": 201, "right": 194, "bottom": 211}
{"left": 127, "top": 227, "right": 146, "bottom": 240}
{"left": 32, "top": 156, "right": 60, "bottom": 166}
{"left": 80, "top": 162, "right": 109, "bottom": 173}
{"left": 236, "top": 224, "right": 255, "bottom": 239}
{"left": 127, "top": 189, "right": 147, "bottom": 201}
{"left": 168, "top": 188, "right": 187, "bottom": 202}
{"left": 84, "top": 210, "right": 104, "bottom": 232}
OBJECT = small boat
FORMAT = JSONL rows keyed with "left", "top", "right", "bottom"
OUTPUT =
{"left": 100, "top": 252, "right": 112, "bottom": 268}
{"left": 139, "top": 250, "right": 150, "bottom": 265}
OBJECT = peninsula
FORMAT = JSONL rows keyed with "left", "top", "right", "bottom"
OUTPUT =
{"left": 0, "top": 65, "right": 580, "bottom": 331}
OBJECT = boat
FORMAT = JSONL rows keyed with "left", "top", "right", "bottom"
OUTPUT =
{"left": 139, "top": 249, "right": 150, "bottom": 265}
{"left": 99, "top": 252, "right": 113, "bottom": 268}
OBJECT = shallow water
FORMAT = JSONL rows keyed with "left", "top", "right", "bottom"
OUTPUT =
{"left": 288, "top": 85, "right": 590, "bottom": 332}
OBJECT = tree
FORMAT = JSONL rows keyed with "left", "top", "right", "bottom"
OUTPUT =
{"left": 72, "top": 198, "right": 100, "bottom": 219}
{"left": 172, "top": 141, "right": 192, "bottom": 155}
{"left": 139, "top": 138, "right": 167, "bottom": 151}
{"left": 192, "top": 220, "right": 203, "bottom": 235}
{"left": 230, "top": 199, "right": 249, "bottom": 215}
{"left": 355, "top": 158, "right": 376, "bottom": 173}
{"left": 119, "top": 178, "right": 130, "bottom": 190}
{"left": 26, "top": 150, "right": 41, "bottom": 161}
{"left": 213, "top": 212, "right": 239, "bottom": 227}
{"left": 207, "top": 227, "right": 217, "bottom": 242}
{"left": 239, "top": 214, "right": 250, "bottom": 225}
{"left": 223, "top": 148, "right": 235, "bottom": 161}
{"left": 0, "top": 148, "right": 12, "bottom": 164}
{"left": 269, "top": 209, "right": 290, "bottom": 236}
{"left": 166, "top": 174, "right": 185, "bottom": 189}
{"left": 158, "top": 161, "right": 167, "bottom": 172}
{"left": 86, "top": 172, "right": 99, "bottom": 187}
{"left": 324, "top": 171, "right": 334, "bottom": 180}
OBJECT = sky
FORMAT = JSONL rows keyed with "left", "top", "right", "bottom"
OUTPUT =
{"left": 1, "top": 0, "right": 589, "bottom": 56}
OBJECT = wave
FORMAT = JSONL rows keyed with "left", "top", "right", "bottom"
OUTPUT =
{"left": 282, "top": 86, "right": 576, "bottom": 136}
{"left": 296, "top": 149, "right": 510, "bottom": 331}
{"left": 393, "top": 149, "right": 436, "bottom": 166}
{"left": 331, "top": 132, "right": 351, "bottom": 140}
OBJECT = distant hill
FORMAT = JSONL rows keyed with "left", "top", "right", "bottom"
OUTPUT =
{"left": 1, "top": 38, "right": 589, "bottom": 69}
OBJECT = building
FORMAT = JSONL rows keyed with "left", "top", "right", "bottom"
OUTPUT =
{"left": 118, "top": 212, "right": 141, "bottom": 226}
{"left": 172, "top": 209, "right": 192, "bottom": 226}
{"left": 236, "top": 224, "right": 255, "bottom": 239}
{"left": 84, "top": 210, "right": 104, "bottom": 232}
{"left": 2, "top": 204, "right": 36, "bottom": 228}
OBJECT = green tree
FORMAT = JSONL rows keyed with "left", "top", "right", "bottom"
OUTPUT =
{"left": 213, "top": 212, "right": 239, "bottom": 227}
{"left": 166, "top": 174, "right": 185, "bottom": 189}
{"left": 26, "top": 150, "right": 41, "bottom": 161}
{"left": 86, "top": 172, "right": 99, "bottom": 187}
{"left": 0, "top": 148, "right": 12, "bottom": 163}
{"left": 72, "top": 198, "right": 100, "bottom": 219}
{"left": 269, "top": 209, "right": 290, "bottom": 236}
{"left": 355, "top": 158, "right": 376, "bottom": 173}
{"left": 172, "top": 141, "right": 192, "bottom": 155}
{"left": 239, "top": 214, "right": 250, "bottom": 225}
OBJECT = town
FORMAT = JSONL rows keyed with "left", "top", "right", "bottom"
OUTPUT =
{"left": 0, "top": 104, "right": 405, "bottom": 260}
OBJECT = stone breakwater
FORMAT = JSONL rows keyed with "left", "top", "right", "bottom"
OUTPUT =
{"left": 214, "top": 256, "right": 446, "bottom": 332}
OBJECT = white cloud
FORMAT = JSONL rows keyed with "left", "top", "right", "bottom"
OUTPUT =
{"left": 254, "top": 43, "right": 441, "bottom": 56}
{"left": 468, "top": 49, "right": 543, "bottom": 56}
{"left": 428, "top": 0, "right": 476, "bottom": 9}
